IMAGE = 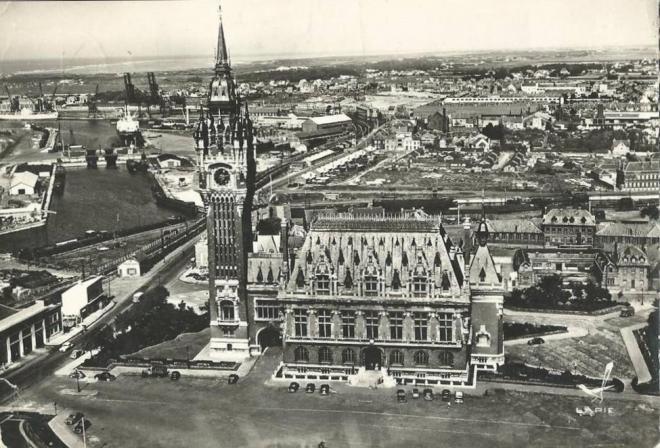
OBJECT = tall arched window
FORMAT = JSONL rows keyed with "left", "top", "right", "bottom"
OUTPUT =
{"left": 389, "top": 350, "right": 404, "bottom": 366}
{"left": 220, "top": 301, "right": 235, "bottom": 321}
{"left": 294, "top": 346, "right": 309, "bottom": 362}
{"left": 439, "top": 351, "right": 453, "bottom": 366}
{"left": 342, "top": 348, "right": 355, "bottom": 364}
{"left": 414, "top": 350, "right": 429, "bottom": 366}
{"left": 319, "top": 347, "right": 333, "bottom": 364}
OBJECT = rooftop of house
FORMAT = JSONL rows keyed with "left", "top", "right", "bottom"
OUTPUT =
{"left": 542, "top": 208, "right": 596, "bottom": 226}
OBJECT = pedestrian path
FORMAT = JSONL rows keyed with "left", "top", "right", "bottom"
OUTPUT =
{"left": 619, "top": 323, "right": 652, "bottom": 384}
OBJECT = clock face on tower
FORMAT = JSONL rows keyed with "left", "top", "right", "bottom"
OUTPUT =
{"left": 213, "top": 168, "right": 231, "bottom": 186}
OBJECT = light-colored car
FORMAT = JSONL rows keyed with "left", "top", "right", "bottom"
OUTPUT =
{"left": 59, "top": 342, "right": 73, "bottom": 352}
{"left": 70, "top": 349, "right": 85, "bottom": 359}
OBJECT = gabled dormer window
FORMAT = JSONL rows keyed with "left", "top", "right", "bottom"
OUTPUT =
{"left": 338, "top": 248, "right": 345, "bottom": 265}
{"left": 441, "top": 271, "right": 451, "bottom": 290}
{"left": 256, "top": 266, "right": 264, "bottom": 283}
{"left": 344, "top": 268, "right": 353, "bottom": 288}
{"left": 296, "top": 268, "right": 305, "bottom": 288}
{"left": 267, "top": 266, "right": 274, "bottom": 283}
{"left": 434, "top": 252, "right": 442, "bottom": 267}
{"left": 479, "top": 267, "right": 487, "bottom": 282}
{"left": 385, "top": 252, "right": 392, "bottom": 266}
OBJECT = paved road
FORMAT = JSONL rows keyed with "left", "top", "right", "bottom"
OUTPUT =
{"left": 0, "top": 241, "right": 195, "bottom": 405}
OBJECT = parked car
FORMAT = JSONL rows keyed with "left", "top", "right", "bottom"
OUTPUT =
{"left": 288, "top": 382, "right": 300, "bottom": 393}
{"left": 441, "top": 389, "right": 452, "bottom": 402}
{"left": 59, "top": 342, "right": 73, "bottom": 353}
{"left": 411, "top": 388, "right": 420, "bottom": 399}
{"left": 527, "top": 337, "right": 545, "bottom": 345}
{"left": 228, "top": 374, "right": 239, "bottom": 384}
{"left": 619, "top": 307, "right": 635, "bottom": 317}
{"left": 70, "top": 350, "right": 85, "bottom": 359}
{"left": 396, "top": 389, "right": 407, "bottom": 403}
{"left": 69, "top": 370, "right": 85, "bottom": 380}
{"left": 423, "top": 388, "right": 434, "bottom": 401}
{"left": 73, "top": 419, "right": 91, "bottom": 434}
{"left": 455, "top": 391, "right": 464, "bottom": 403}
{"left": 94, "top": 372, "right": 116, "bottom": 382}
{"left": 170, "top": 371, "right": 181, "bottom": 381}
{"left": 319, "top": 384, "right": 330, "bottom": 396}
{"left": 305, "top": 383, "right": 316, "bottom": 394}
{"left": 65, "top": 413, "right": 84, "bottom": 425}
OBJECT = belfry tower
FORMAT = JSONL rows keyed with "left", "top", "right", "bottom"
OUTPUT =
{"left": 193, "top": 2, "right": 257, "bottom": 361}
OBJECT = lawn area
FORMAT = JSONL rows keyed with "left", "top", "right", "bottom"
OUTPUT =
{"left": 130, "top": 328, "right": 210, "bottom": 360}
{"left": 506, "top": 329, "right": 636, "bottom": 379}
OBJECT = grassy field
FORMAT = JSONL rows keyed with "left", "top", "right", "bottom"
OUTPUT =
{"left": 129, "top": 328, "right": 210, "bottom": 360}
{"left": 506, "top": 328, "right": 636, "bottom": 379}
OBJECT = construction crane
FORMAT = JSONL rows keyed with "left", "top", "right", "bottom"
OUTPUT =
{"left": 123, "top": 73, "right": 135, "bottom": 105}
{"left": 49, "top": 84, "right": 58, "bottom": 111}
{"left": 88, "top": 84, "right": 101, "bottom": 118}
{"left": 37, "top": 82, "right": 45, "bottom": 112}
{"left": 4, "top": 85, "right": 19, "bottom": 112}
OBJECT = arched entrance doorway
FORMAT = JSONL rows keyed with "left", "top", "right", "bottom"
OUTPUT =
{"left": 362, "top": 346, "right": 382, "bottom": 370}
{"left": 257, "top": 325, "right": 282, "bottom": 351}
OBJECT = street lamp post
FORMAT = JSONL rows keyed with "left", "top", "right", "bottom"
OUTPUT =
{"left": 81, "top": 415, "right": 87, "bottom": 448}
{"left": 76, "top": 372, "right": 81, "bottom": 393}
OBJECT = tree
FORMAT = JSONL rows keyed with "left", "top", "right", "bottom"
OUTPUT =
{"left": 641, "top": 205, "right": 659, "bottom": 221}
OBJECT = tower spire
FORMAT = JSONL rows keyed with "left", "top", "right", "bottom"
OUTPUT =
{"left": 215, "top": 2, "right": 229, "bottom": 69}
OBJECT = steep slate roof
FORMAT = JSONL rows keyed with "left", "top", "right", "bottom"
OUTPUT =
{"left": 285, "top": 213, "right": 467, "bottom": 298}
{"left": 484, "top": 219, "right": 542, "bottom": 234}
{"left": 596, "top": 222, "right": 660, "bottom": 238}
{"left": 542, "top": 209, "right": 595, "bottom": 226}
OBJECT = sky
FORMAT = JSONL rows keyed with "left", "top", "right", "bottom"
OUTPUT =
{"left": 0, "top": 0, "right": 657, "bottom": 62}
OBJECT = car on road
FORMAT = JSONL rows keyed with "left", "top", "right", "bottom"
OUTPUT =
{"left": 441, "top": 389, "right": 452, "bottom": 402}
{"left": 59, "top": 342, "right": 73, "bottom": 352}
{"left": 619, "top": 307, "right": 635, "bottom": 317}
{"left": 65, "top": 412, "right": 84, "bottom": 425}
{"left": 455, "top": 391, "right": 464, "bottom": 404}
{"left": 227, "top": 374, "right": 239, "bottom": 384}
{"left": 73, "top": 418, "right": 91, "bottom": 434}
{"left": 305, "top": 383, "right": 315, "bottom": 394}
{"left": 411, "top": 388, "right": 420, "bottom": 399}
{"left": 170, "top": 371, "right": 181, "bottom": 381}
{"left": 319, "top": 384, "right": 330, "bottom": 396}
{"left": 527, "top": 337, "right": 545, "bottom": 345}
{"left": 69, "top": 370, "right": 86, "bottom": 379}
{"left": 423, "top": 388, "right": 434, "bottom": 401}
{"left": 288, "top": 382, "right": 300, "bottom": 393}
{"left": 70, "top": 349, "right": 85, "bottom": 359}
{"left": 94, "top": 372, "right": 116, "bottom": 382}
{"left": 396, "top": 389, "right": 407, "bottom": 403}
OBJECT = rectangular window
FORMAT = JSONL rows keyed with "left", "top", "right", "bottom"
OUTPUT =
{"left": 390, "top": 312, "right": 403, "bottom": 340}
{"left": 341, "top": 311, "right": 355, "bottom": 339}
{"left": 365, "top": 311, "right": 379, "bottom": 340}
{"left": 364, "top": 276, "right": 378, "bottom": 296}
{"left": 438, "top": 313, "right": 453, "bottom": 342}
{"left": 316, "top": 275, "right": 330, "bottom": 294}
{"left": 414, "top": 313, "right": 428, "bottom": 341}
{"left": 255, "top": 299, "right": 279, "bottom": 321}
{"left": 294, "top": 309, "right": 307, "bottom": 337}
{"left": 413, "top": 277, "right": 427, "bottom": 295}
{"left": 318, "top": 310, "right": 332, "bottom": 338}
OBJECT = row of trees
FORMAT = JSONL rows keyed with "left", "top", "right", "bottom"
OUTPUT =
{"left": 84, "top": 286, "right": 208, "bottom": 365}
{"left": 507, "top": 275, "right": 613, "bottom": 311}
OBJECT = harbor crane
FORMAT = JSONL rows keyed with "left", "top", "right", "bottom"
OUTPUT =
{"left": 87, "top": 84, "right": 101, "bottom": 118}
{"left": 4, "top": 85, "right": 20, "bottom": 112}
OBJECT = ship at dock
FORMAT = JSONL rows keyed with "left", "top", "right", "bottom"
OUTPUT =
{"left": 116, "top": 106, "right": 144, "bottom": 147}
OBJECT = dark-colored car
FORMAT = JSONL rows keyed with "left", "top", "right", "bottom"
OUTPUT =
{"left": 65, "top": 412, "right": 84, "bottom": 425}
{"left": 423, "top": 388, "right": 434, "bottom": 401}
{"left": 228, "top": 374, "right": 239, "bottom": 384}
{"left": 527, "top": 337, "right": 545, "bottom": 345}
{"left": 288, "top": 382, "right": 300, "bottom": 393}
{"left": 319, "top": 384, "right": 330, "bottom": 396}
{"left": 441, "top": 389, "right": 452, "bottom": 402}
{"left": 396, "top": 389, "right": 407, "bottom": 403}
{"left": 620, "top": 307, "right": 635, "bottom": 317}
{"left": 94, "top": 372, "right": 116, "bottom": 382}
{"left": 305, "top": 383, "right": 316, "bottom": 394}
{"left": 73, "top": 418, "right": 91, "bottom": 434}
{"left": 170, "top": 371, "right": 181, "bottom": 381}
